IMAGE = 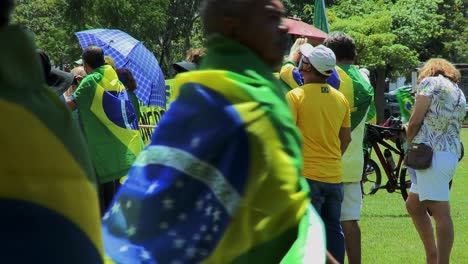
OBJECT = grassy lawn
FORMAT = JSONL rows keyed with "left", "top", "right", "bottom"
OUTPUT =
{"left": 358, "top": 129, "right": 468, "bottom": 263}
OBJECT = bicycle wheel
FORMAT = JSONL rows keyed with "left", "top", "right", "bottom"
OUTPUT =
{"left": 362, "top": 159, "right": 381, "bottom": 195}
{"left": 399, "top": 167, "right": 411, "bottom": 201}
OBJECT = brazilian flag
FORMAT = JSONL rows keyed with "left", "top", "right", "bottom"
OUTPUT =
{"left": 74, "top": 65, "right": 144, "bottom": 183}
{"left": 0, "top": 26, "right": 103, "bottom": 263}
{"left": 102, "top": 36, "right": 325, "bottom": 264}
{"left": 395, "top": 86, "right": 414, "bottom": 123}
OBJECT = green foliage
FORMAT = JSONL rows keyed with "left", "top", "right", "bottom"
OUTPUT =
{"left": 329, "top": 10, "right": 419, "bottom": 79}
{"left": 437, "top": 0, "right": 468, "bottom": 63}
{"left": 391, "top": 0, "right": 445, "bottom": 61}
{"left": 13, "top": 0, "right": 73, "bottom": 65}
{"left": 283, "top": 0, "right": 314, "bottom": 22}
{"left": 12, "top": 0, "right": 202, "bottom": 77}
{"left": 10, "top": 0, "right": 467, "bottom": 78}
{"left": 330, "top": 0, "right": 392, "bottom": 18}
{"left": 156, "top": 0, "right": 202, "bottom": 77}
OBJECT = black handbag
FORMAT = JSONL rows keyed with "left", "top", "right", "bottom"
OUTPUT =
{"left": 405, "top": 143, "right": 433, "bottom": 170}
{"left": 459, "top": 141, "right": 464, "bottom": 162}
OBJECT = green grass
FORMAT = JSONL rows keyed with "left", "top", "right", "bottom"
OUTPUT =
{"left": 358, "top": 129, "right": 468, "bottom": 263}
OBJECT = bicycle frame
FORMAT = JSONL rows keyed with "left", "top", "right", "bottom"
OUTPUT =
{"left": 371, "top": 139, "right": 405, "bottom": 184}
{"left": 362, "top": 121, "right": 412, "bottom": 200}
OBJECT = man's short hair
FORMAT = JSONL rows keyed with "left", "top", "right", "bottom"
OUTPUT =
{"left": 82, "top": 45, "right": 105, "bottom": 69}
{"left": 323, "top": 31, "right": 357, "bottom": 61}
{"left": 200, "top": 0, "right": 254, "bottom": 35}
{"left": 0, "top": 0, "right": 15, "bottom": 27}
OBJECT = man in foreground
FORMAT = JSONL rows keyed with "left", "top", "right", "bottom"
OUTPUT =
{"left": 102, "top": 0, "right": 326, "bottom": 263}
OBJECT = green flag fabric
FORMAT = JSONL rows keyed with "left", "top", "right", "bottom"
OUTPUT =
{"left": 396, "top": 86, "right": 414, "bottom": 123}
{"left": 314, "top": 0, "right": 329, "bottom": 33}
{"left": 74, "top": 65, "right": 144, "bottom": 183}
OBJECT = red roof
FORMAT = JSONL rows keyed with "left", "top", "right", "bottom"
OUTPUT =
{"left": 284, "top": 18, "right": 328, "bottom": 40}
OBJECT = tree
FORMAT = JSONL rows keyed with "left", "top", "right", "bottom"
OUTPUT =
{"left": 391, "top": 0, "right": 467, "bottom": 63}
{"left": 436, "top": 0, "right": 468, "bottom": 63}
{"left": 155, "top": 0, "right": 202, "bottom": 77}
{"left": 82, "top": 0, "right": 202, "bottom": 78}
{"left": 328, "top": 2, "right": 419, "bottom": 122}
{"left": 13, "top": 0, "right": 75, "bottom": 67}
{"left": 391, "top": 0, "right": 445, "bottom": 62}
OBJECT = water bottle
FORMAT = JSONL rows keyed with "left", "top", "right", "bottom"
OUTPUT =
{"left": 384, "top": 149, "right": 396, "bottom": 172}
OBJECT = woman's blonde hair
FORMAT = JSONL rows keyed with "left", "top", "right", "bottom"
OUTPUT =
{"left": 418, "top": 58, "right": 461, "bottom": 84}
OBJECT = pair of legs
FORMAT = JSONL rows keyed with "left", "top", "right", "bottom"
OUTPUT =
{"left": 341, "top": 182, "right": 362, "bottom": 264}
{"left": 406, "top": 193, "right": 453, "bottom": 264}
{"left": 307, "top": 179, "right": 345, "bottom": 264}
{"left": 406, "top": 152, "right": 457, "bottom": 264}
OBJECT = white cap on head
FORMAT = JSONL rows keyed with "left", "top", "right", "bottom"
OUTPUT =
{"left": 300, "top": 44, "right": 336, "bottom": 76}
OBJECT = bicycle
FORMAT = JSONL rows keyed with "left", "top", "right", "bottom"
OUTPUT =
{"left": 361, "top": 120, "right": 411, "bottom": 201}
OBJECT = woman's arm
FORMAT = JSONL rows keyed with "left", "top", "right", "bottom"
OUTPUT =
{"left": 406, "top": 94, "right": 431, "bottom": 144}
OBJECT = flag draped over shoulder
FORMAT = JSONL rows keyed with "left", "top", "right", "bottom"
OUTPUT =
{"left": 74, "top": 65, "right": 144, "bottom": 182}
{"left": 0, "top": 25, "right": 103, "bottom": 263}
{"left": 334, "top": 65, "right": 375, "bottom": 129}
{"left": 102, "top": 35, "right": 325, "bottom": 264}
{"left": 333, "top": 65, "right": 374, "bottom": 182}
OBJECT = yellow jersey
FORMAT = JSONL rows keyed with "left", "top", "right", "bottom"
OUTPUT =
{"left": 286, "top": 83, "right": 351, "bottom": 183}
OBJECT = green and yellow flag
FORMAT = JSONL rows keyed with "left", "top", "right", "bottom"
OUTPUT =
{"left": 74, "top": 65, "right": 144, "bottom": 183}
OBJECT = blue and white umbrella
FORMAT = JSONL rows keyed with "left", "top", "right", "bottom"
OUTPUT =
{"left": 75, "top": 29, "right": 166, "bottom": 107}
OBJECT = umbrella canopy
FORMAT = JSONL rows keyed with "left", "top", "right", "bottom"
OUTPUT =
{"left": 75, "top": 29, "right": 166, "bottom": 107}
{"left": 284, "top": 18, "right": 328, "bottom": 40}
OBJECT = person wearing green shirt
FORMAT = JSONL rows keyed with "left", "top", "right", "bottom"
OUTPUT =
{"left": 66, "top": 46, "right": 144, "bottom": 214}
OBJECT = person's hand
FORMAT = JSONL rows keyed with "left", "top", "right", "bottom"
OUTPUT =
{"left": 74, "top": 75, "right": 84, "bottom": 85}
{"left": 288, "top": 37, "right": 308, "bottom": 65}
{"left": 326, "top": 251, "right": 340, "bottom": 264}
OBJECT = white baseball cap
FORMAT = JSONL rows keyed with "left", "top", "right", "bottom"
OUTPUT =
{"left": 300, "top": 44, "right": 336, "bottom": 76}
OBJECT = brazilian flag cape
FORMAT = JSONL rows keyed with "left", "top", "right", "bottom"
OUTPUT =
{"left": 334, "top": 65, "right": 374, "bottom": 182}
{"left": 74, "top": 65, "right": 144, "bottom": 183}
{"left": 102, "top": 35, "right": 326, "bottom": 264}
{"left": 334, "top": 65, "right": 375, "bottom": 128}
{"left": 0, "top": 26, "right": 103, "bottom": 263}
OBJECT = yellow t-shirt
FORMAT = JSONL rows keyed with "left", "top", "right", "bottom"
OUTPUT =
{"left": 286, "top": 83, "right": 351, "bottom": 183}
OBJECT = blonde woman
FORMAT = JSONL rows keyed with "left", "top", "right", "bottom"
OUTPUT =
{"left": 406, "top": 59, "right": 466, "bottom": 264}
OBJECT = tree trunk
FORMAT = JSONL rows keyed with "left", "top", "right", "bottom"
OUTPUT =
{"left": 375, "top": 67, "right": 386, "bottom": 123}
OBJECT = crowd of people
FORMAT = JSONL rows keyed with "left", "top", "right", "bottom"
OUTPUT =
{"left": 1, "top": 0, "right": 466, "bottom": 263}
